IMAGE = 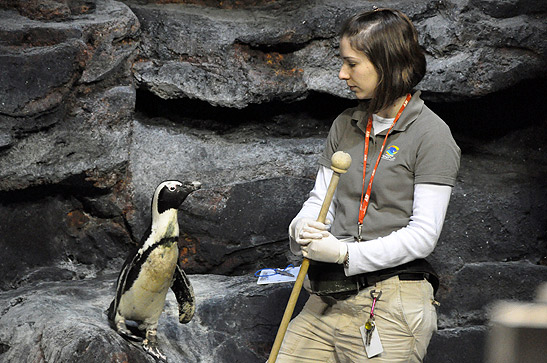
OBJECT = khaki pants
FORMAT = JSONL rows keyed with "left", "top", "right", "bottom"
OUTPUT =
{"left": 276, "top": 276, "right": 437, "bottom": 362}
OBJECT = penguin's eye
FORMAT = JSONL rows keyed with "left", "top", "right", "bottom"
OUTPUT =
{"left": 168, "top": 185, "right": 177, "bottom": 192}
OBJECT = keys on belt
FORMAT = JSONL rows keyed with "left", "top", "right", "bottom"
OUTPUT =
{"left": 364, "top": 290, "right": 382, "bottom": 345}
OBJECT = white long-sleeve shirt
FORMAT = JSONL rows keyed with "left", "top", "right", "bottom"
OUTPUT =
{"left": 289, "top": 165, "right": 452, "bottom": 276}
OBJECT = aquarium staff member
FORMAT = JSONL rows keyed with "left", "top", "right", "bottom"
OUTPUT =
{"left": 278, "top": 8, "right": 460, "bottom": 363}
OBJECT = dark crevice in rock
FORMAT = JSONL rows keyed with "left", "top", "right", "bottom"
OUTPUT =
{"left": 0, "top": 342, "right": 10, "bottom": 354}
{"left": 0, "top": 27, "right": 82, "bottom": 48}
{"left": 426, "top": 77, "right": 547, "bottom": 141}
{"left": 234, "top": 39, "right": 309, "bottom": 54}
{"left": 123, "top": 0, "right": 304, "bottom": 10}
{"left": 0, "top": 176, "right": 107, "bottom": 204}
{"left": 468, "top": 0, "right": 547, "bottom": 18}
{"left": 137, "top": 78, "right": 547, "bottom": 143}
{"left": 135, "top": 89, "right": 354, "bottom": 137}
{"left": 7, "top": 106, "right": 67, "bottom": 138}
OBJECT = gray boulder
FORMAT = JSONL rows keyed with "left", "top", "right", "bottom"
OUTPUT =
{"left": 0, "top": 0, "right": 139, "bottom": 191}
{"left": 0, "top": 274, "right": 308, "bottom": 362}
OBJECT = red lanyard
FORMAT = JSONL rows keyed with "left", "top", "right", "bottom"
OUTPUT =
{"left": 357, "top": 93, "right": 412, "bottom": 241}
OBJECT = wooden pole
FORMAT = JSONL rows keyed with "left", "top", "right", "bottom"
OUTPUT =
{"left": 268, "top": 151, "right": 351, "bottom": 363}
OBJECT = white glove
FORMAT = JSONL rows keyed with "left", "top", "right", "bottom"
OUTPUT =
{"left": 293, "top": 218, "right": 329, "bottom": 247}
{"left": 302, "top": 233, "right": 348, "bottom": 264}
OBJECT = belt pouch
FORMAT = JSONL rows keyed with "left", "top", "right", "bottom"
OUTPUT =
{"left": 308, "top": 261, "right": 359, "bottom": 295}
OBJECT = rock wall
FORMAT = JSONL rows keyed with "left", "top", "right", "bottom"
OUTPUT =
{"left": 128, "top": 0, "right": 547, "bottom": 106}
{"left": 0, "top": 0, "right": 546, "bottom": 362}
{"left": 0, "top": 0, "right": 140, "bottom": 289}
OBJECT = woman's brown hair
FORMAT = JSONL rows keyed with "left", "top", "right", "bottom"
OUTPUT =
{"left": 340, "top": 8, "right": 426, "bottom": 115}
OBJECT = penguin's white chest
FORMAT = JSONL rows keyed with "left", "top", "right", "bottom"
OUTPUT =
{"left": 119, "top": 244, "right": 179, "bottom": 322}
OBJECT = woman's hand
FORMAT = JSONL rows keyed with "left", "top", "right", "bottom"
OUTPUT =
{"left": 294, "top": 218, "right": 330, "bottom": 246}
{"left": 302, "top": 232, "right": 348, "bottom": 264}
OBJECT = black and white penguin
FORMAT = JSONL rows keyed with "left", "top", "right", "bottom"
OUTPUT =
{"left": 107, "top": 180, "right": 201, "bottom": 361}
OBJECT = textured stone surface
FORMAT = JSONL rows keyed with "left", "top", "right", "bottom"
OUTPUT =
{"left": 430, "top": 130, "right": 547, "bottom": 271}
{"left": 0, "top": 0, "right": 139, "bottom": 191}
{"left": 177, "top": 177, "right": 314, "bottom": 274}
{"left": 125, "top": 0, "right": 547, "bottom": 107}
{"left": 1, "top": 0, "right": 97, "bottom": 21}
{"left": 425, "top": 325, "right": 488, "bottom": 363}
{"left": 0, "top": 186, "right": 134, "bottom": 290}
{"left": 0, "top": 274, "right": 308, "bottom": 363}
{"left": 438, "top": 262, "right": 547, "bottom": 327}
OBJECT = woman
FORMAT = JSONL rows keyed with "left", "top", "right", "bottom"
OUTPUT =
{"left": 276, "top": 8, "right": 460, "bottom": 363}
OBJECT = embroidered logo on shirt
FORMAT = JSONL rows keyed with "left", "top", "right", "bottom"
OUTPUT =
{"left": 382, "top": 145, "right": 399, "bottom": 161}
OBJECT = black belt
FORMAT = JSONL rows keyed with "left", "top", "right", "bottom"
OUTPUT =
{"left": 399, "top": 272, "right": 428, "bottom": 281}
{"left": 320, "top": 272, "right": 428, "bottom": 303}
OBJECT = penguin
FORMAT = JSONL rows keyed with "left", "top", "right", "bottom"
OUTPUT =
{"left": 107, "top": 180, "right": 201, "bottom": 361}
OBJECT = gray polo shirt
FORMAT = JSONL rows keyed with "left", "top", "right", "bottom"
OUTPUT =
{"left": 319, "top": 91, "right": 460, "bottom": 241}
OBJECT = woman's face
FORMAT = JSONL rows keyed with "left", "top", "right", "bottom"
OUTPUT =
{"left": 338, "top": 36, "right": 379, "bottom": 100}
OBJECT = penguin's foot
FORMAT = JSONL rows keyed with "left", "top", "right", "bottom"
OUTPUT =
{"left": 143, "top": 338, "right": 167, "bottom": 362}
{"left": 116, "top": 322, "right": 143, "bottom": 342}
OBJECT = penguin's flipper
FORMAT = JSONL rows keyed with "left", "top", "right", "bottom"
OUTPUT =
{"left": 106, "top": 299, "right": 116, "bottom": 321}
{"left": 171, "top": 265, "right": 195, "bottom": 324}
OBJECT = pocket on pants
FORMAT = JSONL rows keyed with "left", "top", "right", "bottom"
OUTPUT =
{"left": 399, "top": 280, "right": 437, "bottom": 337}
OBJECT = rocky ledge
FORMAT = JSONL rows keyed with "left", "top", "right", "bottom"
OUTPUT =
{"left": 2, "top": 269, "right": 544, "bottom": 363}
{"left": 0, "top": 274, "right": 309, "bottom": 362}
{"left": 127, "top": 0, "right": 547, "bottom": 107}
